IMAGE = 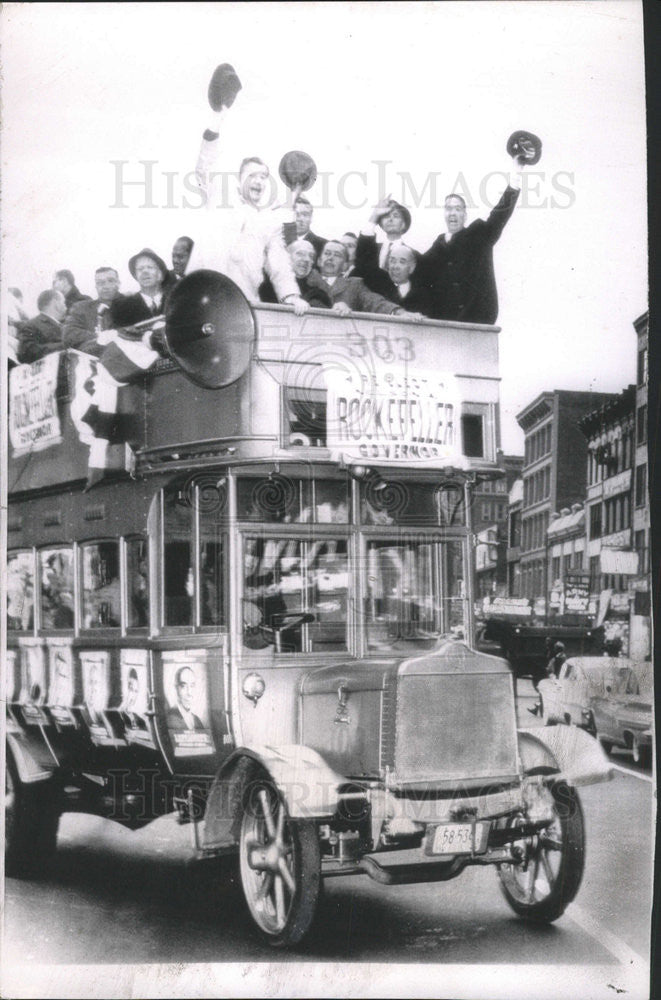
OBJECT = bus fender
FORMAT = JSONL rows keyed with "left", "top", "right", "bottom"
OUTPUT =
{"left": 201, "top": 744, "right": 344, "bottom": 851}
{"left": 518, "top": 726, "right": 613, "bottom": 787}
{"left": 6, "top": 731, "right": 57, "bottom": 786}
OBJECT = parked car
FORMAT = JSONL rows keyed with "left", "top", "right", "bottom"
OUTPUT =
{"left": 589, "top": 661, "right": 653, "bottom": 766}
{"left": 536, "top": 657, "right": 653, "bottom": 767}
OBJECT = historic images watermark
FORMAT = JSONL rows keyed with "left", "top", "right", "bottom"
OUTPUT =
{"left": 109, "top": 159, "right": 576, "bottom": 212}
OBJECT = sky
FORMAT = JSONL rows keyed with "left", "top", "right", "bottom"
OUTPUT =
{"left": 1, "top": 1, "right": 648, "bottom": 454}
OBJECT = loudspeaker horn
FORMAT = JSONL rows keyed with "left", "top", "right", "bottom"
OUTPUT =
{"left": 165, "top": 269, "right": 255, "bottom": 390}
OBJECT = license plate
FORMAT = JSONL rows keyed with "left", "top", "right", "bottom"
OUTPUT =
{"left": 426, "top": 822, "right": 488, "bottom": 856}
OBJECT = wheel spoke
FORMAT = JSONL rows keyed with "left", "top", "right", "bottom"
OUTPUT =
{"left": 259, "top": 789, "right": 277, "bottom": 839}
{"left": 274, "top": 873, "right": 286, "bottom": 926}
{"left": 540, "top": 834, "right": 563, "bottom": 851}
{"left": 540, "top": 849, "right": 555, "bottom": 888}
{"left": 276, "top": 802, "right": 285, "bottom": 842}
{"left": 256, "top": 872, "right": 274, "bottom": 901}
{"left": 527, "top": 853, "right": 540, "bottom": 903}
{"left": 278, "top": 855, "right": 296, "bottom": 894}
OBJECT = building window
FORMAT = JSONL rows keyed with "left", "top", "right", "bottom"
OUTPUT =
{"left": 589, "top": 555, "right": 600, "bottom": 592}
{"left": 551, "top": 556, "right": 560, "bottom": 582}
{"left": 637, "top": 347, "right": 648, "bottom": 387}
{"left": 635, "top": 529, "right": 648, "bottom": 575}
{"left": 637, "top": 405, "right": 647, "bottom": 445}
{"left": 495, "top": 478, "right": 507, "bottom": 493}
{"left": 589, "top": 504, "right": 601, "bottom": 540}
{"left": 635, "top": 463, "right": 647, "bottom": 508}
{"left": 509, "top": 510, "right": 521, "bottom": 548}
{"left": 562, "top": 553, "right": 572, "bottom": 579}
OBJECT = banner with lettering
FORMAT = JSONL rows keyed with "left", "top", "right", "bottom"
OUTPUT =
{"left": 324, "top": 365, "right": 461, "bottom": 465}
{"left": 9, "top": 352, "right": 62, "bottom": 456}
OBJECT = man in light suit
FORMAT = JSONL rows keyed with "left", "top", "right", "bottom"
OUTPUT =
{"left": 63, "top": 267, "right": 124, "bottom": 357}
{"left": 317, "top": 241, "right": 419, "bottom": 318}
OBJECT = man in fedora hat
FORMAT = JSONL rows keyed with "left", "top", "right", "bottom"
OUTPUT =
{"left": 109, "top": 248, "right": 169, "bottom": 329}
{"left": 353, "top": 195, "right": 415, "bottom": 295}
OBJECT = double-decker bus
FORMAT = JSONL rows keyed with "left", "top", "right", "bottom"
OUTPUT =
{"left": 5, "top": 287, "right": 611, "bottom": 947}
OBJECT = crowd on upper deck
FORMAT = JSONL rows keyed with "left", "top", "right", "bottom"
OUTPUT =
{"left": 7, "top": 106, "right": 530, "bottom": 369}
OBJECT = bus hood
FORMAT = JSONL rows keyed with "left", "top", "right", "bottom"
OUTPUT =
{"left": 299, "top": 638, "right": 519, "bottom": 790}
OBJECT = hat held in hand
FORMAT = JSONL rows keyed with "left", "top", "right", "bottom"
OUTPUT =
{"left": 208, "top": 63, "right": 242, "bottom": 111}
{"left": 278, "top": 150, "right": 318, "bottom": 192}
{"left": 507, "top": 130, "right": 542, "bottom": 165}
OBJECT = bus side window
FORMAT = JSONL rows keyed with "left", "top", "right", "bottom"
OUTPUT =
{"left": 163, "top": 491, "right": 193, "bottom": 627}
{"left": 39, "top": 547, "right": 75, "bottom": 630}
{"left": 81, "top": 541, "right": 121, "bottom": 629}
{"left": 126, "top": 537, "right": 149, "bottom": 628}
{"left": 7, "top": 550, "right": 34, "bottom": 632}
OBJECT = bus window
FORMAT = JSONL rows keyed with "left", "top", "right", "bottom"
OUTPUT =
{"left": 441, "top": 539, "right": 465, "bottom": 632}
{"left": 126, "top": 537, "right": 149, "bottom": 628}
{"left": 236, "top": 476, "right": 310, "bottom": 523}
{"left": 39, "top": 547, "right": 74, "bottom": 630}
{"left": 199, "top": 529, "right": 225, "bottom": 627}
{"left": 163, "top": 490, "right": 193, "bottom": 627}
{"left": 360, "top": 480, "right": 440, "bottom": 526}
{"left": 7, "top": 550, "right": 34, "bottom": 632}
{"left": 81, "top": 541, "right": 121, "bottom": 628}
{"left": 243, "top": 538, "right": 304, "bottom": 652}
{"left": 307, "top": 540, "right": 349, "bottom": 651}
{"left": 314, "top": 480, "right": 350, "bottom": 523}
{"left": 364, "top": 539, "right": 436, "bottom": 649}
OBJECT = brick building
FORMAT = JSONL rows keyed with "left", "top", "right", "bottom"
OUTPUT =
{"left": 579, "top": 386, "right": 636, "bottom": 651}
{"left": 516, "top": 390, "right": 619, "bottom": 611}
{"left": 631, "top": 312, "right": 651, "bottom": 657}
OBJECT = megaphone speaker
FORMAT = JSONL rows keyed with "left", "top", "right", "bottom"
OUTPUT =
{"left": 165, "top": 269, "right": 255, "bottom": 389}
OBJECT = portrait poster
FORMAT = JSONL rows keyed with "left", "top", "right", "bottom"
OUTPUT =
{"left": 46, "top": 640, "right": 76, "bottom": 726}
{"left": 18, "top": 642, "right": 49, "bottom": 726}
{"left": 162, "top": 651, "right": 215, "bottom": 757}
{"left": 120, "top": 648, "right": 156, "bottom": 747}
{"left": 79, "top": 649, "right": 120, "bottom": 744}
{"left": 0, "top": 3, "right": 654, "bottom": 1000}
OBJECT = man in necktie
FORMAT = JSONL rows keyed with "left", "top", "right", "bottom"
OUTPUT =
{"left": 353, "top": 195, "right": 414, "bottom": 296}
{"left": 63, "top": 267, "right": 124, "bottom": 357}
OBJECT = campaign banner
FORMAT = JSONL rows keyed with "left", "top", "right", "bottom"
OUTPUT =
{"left": 9, "top": 353, "right": 62, "bottom": 456}
{"left": 324, "top": 365, "right": 460, "bottom": 465}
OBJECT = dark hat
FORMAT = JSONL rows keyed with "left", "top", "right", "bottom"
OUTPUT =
{"left": 278, "top": 150, "right": 318, "bottom": 192}
{"left": 507, "top": 130, "right": 543, "bottom": 166}
{"left": 208, "top": 63, "right": 242, "bottom": 112}
{"left": 128, "top": 248, "right": 168, "bottom": 281}
{"left": 378, "top": 199, "right": 412, "bottom": 234}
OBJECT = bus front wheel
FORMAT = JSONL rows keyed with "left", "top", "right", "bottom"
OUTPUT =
{"left": 238, "top": 772, "right": 321, "bottom": 947}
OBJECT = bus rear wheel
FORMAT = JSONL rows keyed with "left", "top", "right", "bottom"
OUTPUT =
{"left": 239, "top": 773, "right": 321, "bottom": 947}
{"left": 5, "top": 753, "right": 60, "bottom": 878}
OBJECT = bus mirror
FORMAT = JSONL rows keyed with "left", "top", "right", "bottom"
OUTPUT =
{"left": 164, "top": 269, "right": 255, "bottom": 390}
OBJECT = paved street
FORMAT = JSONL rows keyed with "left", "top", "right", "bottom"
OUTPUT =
{"left": 2, "top": 682, "right": 654, "bottom": 998}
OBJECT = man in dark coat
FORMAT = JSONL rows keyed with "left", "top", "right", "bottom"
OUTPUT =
{"left": 354, "top": 198, "right": 415, "bottom": 293}
{"left": 63, "top": 267, "right": 125, "bottom": 357}
{"left": 352, "top": 239, "right": 431, "bottom": 316}
{"left": 16, "top": 289, "right": 66, "bottom": 363}
{"left": 110, "top": 247, "right": 169, "bottom": 328}
{"left": 260, "top": 240, "right": 332, "bottom": 308}
{"left": 53, "top": 269, "right": 91, "bottom": 313}
{"left": 318, "top": 240, "right": 417, "bottom": 317}
{"left": 292, "top": 196, "right": 326, "bottom": 259}
{"left": 418, "top": 158, "right": 525, "bottom": 324}
{"left": 162, "top": 236, "right": 194, "bottom": 296}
